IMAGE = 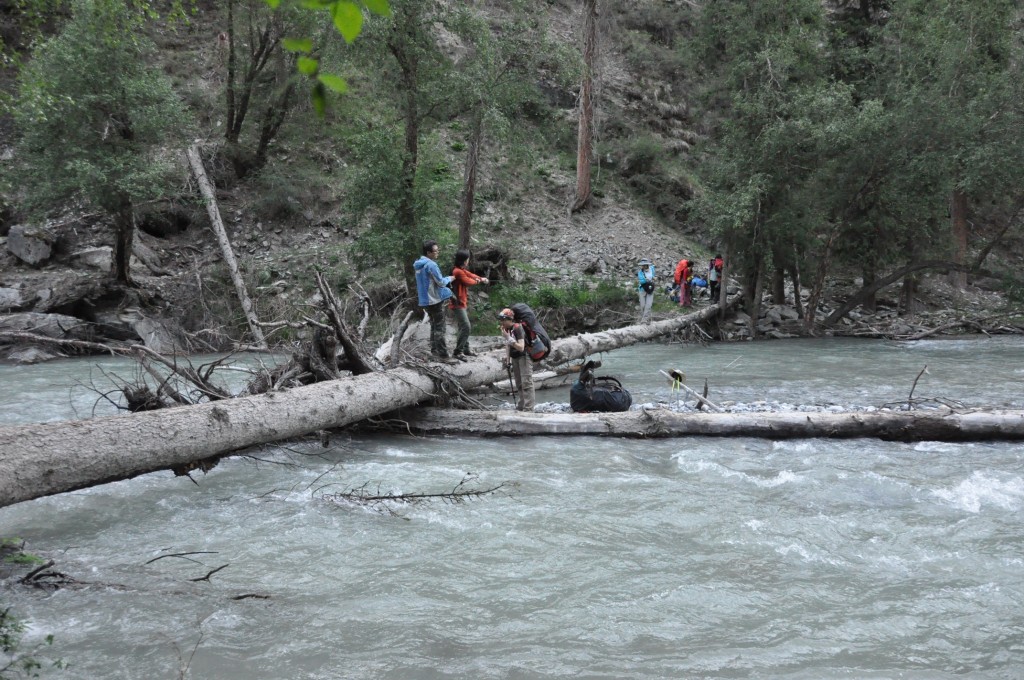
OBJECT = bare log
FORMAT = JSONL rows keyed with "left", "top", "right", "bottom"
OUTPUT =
{"left": 185, "top": 145, "right": 266, "bottom": 348}
{"left": 0, "top": 302, "right": 732, "bottom": 508}
{"left": 391, "top": 407, "right": 1024, "bottom": 442}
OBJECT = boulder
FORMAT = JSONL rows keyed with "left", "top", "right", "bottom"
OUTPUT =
{"left": 0, "top": 287, "right": 24, "bottom": 312}
{"left": 71, "top": 246, "right": 113, "bottom": 271}
{"left": 133, "top": 316, "right": 183, "bottom": 354}
{"left": 0, "top": 312, "right": 89, "bottom": 339}
{"left": 7, "top": 224, "right": 56, "bottom": 266}
{"left": 5, "top": 345, "right": 61, "bottom": 364}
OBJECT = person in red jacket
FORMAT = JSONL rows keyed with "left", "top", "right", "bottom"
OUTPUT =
{"left": 450, "top": 249, "right": 489, "bottom": 360}
{"left": 673, "top": 258, "right": 692, "bottom": 307}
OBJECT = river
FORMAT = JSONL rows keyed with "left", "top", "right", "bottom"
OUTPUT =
{"left": 1, "top": 337, "right": 1023, "bottom": 679}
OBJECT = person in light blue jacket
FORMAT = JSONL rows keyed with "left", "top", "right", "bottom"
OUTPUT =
{"left": 636, "top": 258, "right": 655, "bottom": 324}
{"left": 414, "top": 240, "right": 454, "bottom": 359}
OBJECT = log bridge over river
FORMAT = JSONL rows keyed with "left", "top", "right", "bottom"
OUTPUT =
{"left": 2, "top": 298, "right": 1022, "bottom": 509}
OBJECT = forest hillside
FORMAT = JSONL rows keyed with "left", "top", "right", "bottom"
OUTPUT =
{"left": 1, "top": 0, "right": 1022, "bottom": 361}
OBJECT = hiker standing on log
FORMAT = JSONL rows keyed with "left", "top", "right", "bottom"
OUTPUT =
{"left": 637, "top": 258, "right": 656, "bottom": 324}
{"left": 450, "top": 249, "right": 489, "bottom": 361}
{"left": 499, "top": 307, "right": 535, "bottom": 411}
{"left": 414, "top": 240, "right": 455, "bottom": 361}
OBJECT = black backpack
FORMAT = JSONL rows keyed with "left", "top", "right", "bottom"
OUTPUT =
{"left": 510, "top": 303, "right": 551, "bottom": 361}
{"left": 570, "top": 360, "right": 632, "bottom": 413}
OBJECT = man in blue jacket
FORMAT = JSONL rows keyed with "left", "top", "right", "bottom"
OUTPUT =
{"left": 414, "top": 240, "right": 455, "bottom": 360}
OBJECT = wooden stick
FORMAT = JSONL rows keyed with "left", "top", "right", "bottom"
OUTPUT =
{"left": 659, "top": 370, "right": 723, "bottom": 411}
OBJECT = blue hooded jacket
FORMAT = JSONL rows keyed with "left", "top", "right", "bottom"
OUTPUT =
{"left": 414, "top": 255, "right": 454, "bottom": 307}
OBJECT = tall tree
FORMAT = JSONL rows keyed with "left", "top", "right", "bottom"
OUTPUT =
{"left": 570, "top": 0, "right": 597, "bottom": 214}
{"left": 13, "top": 0, "right": 186, "bottom": 285}
{"left": 878, "top": 0, "right": 1024, "bottom": 289}
{"left": 694, "top": 0, "right": 834, "bottom": 331}
{"left": 222, "top": 0, "right": 312, "bottom": 178}
{"left": 343, "top": 0, "right": 460, "bottom": 291}
{"left": 449, "top": 2, "right": 556, "bottom": 249}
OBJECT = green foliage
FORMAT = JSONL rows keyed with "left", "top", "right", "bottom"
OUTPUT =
{"left": 345, "top": 128, "right": 459, "bottom": 270}
{"left": 266, "top": 0, "right": 391, "bottom": 113}
{"left": 13, "top": 0, "right": 187, "bottom": 216}
{"left": 693, "top": 0, "right": 1024, "bottom": 286}
{"left": 492, "top": 278, "right": 630, "bottom": 314}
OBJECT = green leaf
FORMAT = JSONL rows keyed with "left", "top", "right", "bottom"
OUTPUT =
{"left": 311, "top": 82, "right": 327, "bottom": 117}
{"left": 282, "top": 38, "right": 313, "bottom": 53}
{"left": 264, "top": 0, "right": 281, "bottom": 7}
{"left": 331, "top": 2, "right": 364, "bottom": 43}
{"left": 297, "top": 56, "right": 319, "bottom": 76}
{"left": 362, "top": 0, "right": 391, "bottom": 17}
{"left": 317, "top": 73, "right": 349, "bottom": 93}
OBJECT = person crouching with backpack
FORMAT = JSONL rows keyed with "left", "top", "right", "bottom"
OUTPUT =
{"left": 498, "top": 307, "right": 534, "bottom": 411}
{"left": 450, "top": 249, "right": 489, "bottom": 361}
{"left": 637, "top": 258, "right": 656, "bottom": 324}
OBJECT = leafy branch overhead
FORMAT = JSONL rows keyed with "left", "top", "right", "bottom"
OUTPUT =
{"left": 267, "top": 0, "right": 392, "bottom": 114}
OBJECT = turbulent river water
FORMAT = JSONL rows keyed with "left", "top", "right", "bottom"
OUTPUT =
{"left": 1, "top": 336, "right": 1023, "bottom": 679}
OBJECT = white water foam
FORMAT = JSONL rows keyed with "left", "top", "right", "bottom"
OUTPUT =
{"left": 932, "top": 472, "right": 1024, "bottom": 513}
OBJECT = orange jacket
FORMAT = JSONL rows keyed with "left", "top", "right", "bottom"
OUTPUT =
{"left": 673, "top": 259, "right": 690, "bottom": 286}
{"left": 450, "top": 266, "right": 485, "bottom": 309}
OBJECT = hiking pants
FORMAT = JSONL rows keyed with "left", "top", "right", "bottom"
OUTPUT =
{"left": 638, "top": 289, "right": 654, "bottom": 323}
{"left": 512, "top": 354, "right": 535, "bottom": 411}
{"left": 424, "top": 302, "right": 448, "bottom": 356}
{"left": 453, "top": 307, "right": 471, "bottom": 355}
{"left": 679, "top": 282, "right": 691, "bottom": 307}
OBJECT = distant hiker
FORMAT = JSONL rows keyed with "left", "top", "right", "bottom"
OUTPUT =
{"left": 414, "top": 240, "right": 454, "bottom": 360}
{"left": 637, "top": 258, "right": 656, "bottom": 324}
{"left": 449, "top": 249, "right": 489, "bottom": 361}
{"left": 499, "top": 307, "right": 535, "bottom": 411}
{"left": 673, "top": 258, "right": 692, "bottom": 307}
{"left": 709, "top": 254, "right": 724, "bottom": 300}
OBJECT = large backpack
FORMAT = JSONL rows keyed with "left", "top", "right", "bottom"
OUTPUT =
{"left": 570, "top": 361, "right": 632, "bottom": 413}
{"left": 510, "top": 303, "right": 551, "bottom": 361}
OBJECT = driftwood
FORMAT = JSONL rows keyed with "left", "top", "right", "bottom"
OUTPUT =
{"left": 0, "top": 299, "right": 735, "bottom": 509}
{"left": 390, "top": 407, "right": 1024, "bottom": 442}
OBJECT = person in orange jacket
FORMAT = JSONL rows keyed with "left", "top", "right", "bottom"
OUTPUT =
{"left": 450, "top": 249, "right": 489, "bottom": 360}
{"left": 673, "top": 258, "right": 692, "bottom": 307}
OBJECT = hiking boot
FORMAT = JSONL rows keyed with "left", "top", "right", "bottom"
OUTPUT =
{"left": 430, "top": 353, "right": 456, "bottom": 364}
{"left": 454, "top": 354, "right": 469, "bottom": 362}
{"left": 462, "top": 349, "right": 478, "bottom": 357}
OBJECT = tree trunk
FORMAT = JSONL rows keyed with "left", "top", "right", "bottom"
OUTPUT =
{"left": 771, "top": 266, "right": 786, "bottom": 305}
{"left": 861, "top": 265, "right": 876, "bottom": 313}
{"left": 395, "top": 407, "right": 1024, "bottom": 442}
{"left": 570, "top": 0, "right": 597, "bottom": 214}
{"left": 112, "top": 201, "right": 134, "bottom": 285}
{"left": 804, "top": 227, "right": 839, "bottom": 332}
{"left": 458, "top": 109, "right": 484, "bottom": 251}
{"left": 825, "top": 260, "right": 975, "bottom": 326}
{"left": 790, "top": 261, "right": 803, "bottom": 319}
{"left": 950, "top": 188, "right": 969, "bottom": 289}
{"left": 745, "top": 256, "right": 764, "bottom": 338}
{"left": 390, "top": 7, "right": 423, "bottom": 293}
{"left": 0, "top": 301, "right": 737, "bottom": 509}
{"left": 186, "top": 146, "right": 266, "bottom": 348}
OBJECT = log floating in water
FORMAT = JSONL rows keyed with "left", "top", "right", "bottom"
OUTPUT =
{"left": 391, "top": 407, "right": 1024, "bottom": 442}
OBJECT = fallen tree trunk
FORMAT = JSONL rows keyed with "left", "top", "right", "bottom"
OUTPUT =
{"left": 390, "top": 407, "right": 1024, "bottom": 442}
{"left": 186, "top": 145, "right": 266, "bottom": 349}
{"left": 0, "top": 301, "right": 734, "bottom": 508}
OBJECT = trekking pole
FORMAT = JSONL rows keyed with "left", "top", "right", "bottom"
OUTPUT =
{"left": 506, "top": 361, "right": 519, "bottom": 403}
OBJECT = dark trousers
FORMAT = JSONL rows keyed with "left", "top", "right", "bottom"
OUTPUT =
{"left": 425, "top": 302, "right": 448, "bottom": 356}
{"left": 453, "top": 307, "right": 471, "bottom": 355}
